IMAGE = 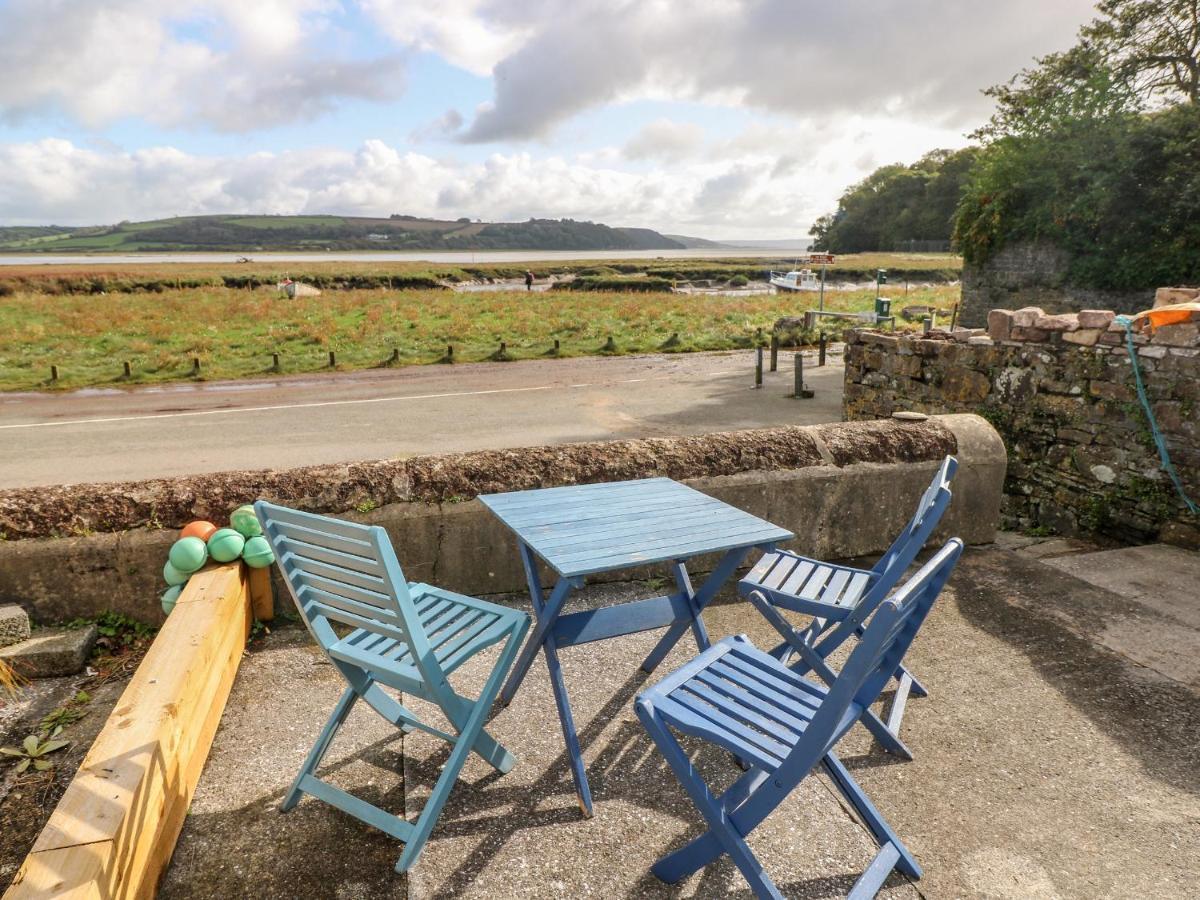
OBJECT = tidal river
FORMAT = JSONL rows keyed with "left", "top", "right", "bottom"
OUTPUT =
{"left": 0, "top": 248, "right": 801, "bottom": 266}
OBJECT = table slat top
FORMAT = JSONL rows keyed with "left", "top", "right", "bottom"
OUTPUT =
{"left": 479, "top": 478, "right": 793, "bottom": 578}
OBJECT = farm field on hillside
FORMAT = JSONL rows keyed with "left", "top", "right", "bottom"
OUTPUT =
{"left": 0, "top": 283, "right": 960, "bottom": 391}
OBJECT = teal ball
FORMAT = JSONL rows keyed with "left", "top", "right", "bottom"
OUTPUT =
{"left": 230, "top": 504, "right": 263, "bottom": 538}
{"left": 163, "top": 560, "right": 189, "bottom": 586}
{"left": 241, "top": 535, "right": 274, "bottom": 568}
{"left": 161, "top": 585, "right": 183, "bottom": 615}
{"left": 168, "top": 536, "right": 208, "bottom": 574}
{"left": 208, "top": 528, "right": 245, "bottom": 563}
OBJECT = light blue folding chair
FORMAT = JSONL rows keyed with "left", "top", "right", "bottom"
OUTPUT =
{"left": 638, "top": 539, "right": 963, "bottom": 899}
{"left": 256, "top": 501, "right": 530, "bottom": 873}
{"left": 738, "top": 455, "right": 956, "bottom": 757}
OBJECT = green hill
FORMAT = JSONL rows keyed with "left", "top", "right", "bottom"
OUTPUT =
{"left": 0, "top": 214, "right": 686, "bottom": 253}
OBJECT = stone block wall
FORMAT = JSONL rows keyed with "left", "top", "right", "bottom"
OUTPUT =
{"left": 843, "top": 298, "right": 1200, "bottom": 547}
{"left": 960, "top": 241, "right": 1153, "bottom": 327}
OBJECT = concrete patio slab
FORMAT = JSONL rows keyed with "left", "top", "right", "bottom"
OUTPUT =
{"left": 161, "top": 546, "right": 1200, "bottom": 898}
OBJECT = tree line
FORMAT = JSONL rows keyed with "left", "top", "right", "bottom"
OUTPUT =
{"left": 812, "top": 0, "right": 1199, "bottom": 290}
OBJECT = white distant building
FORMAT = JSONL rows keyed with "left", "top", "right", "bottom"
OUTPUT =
{"left": 367, "top": 233, "right": 390, "bottom": 241}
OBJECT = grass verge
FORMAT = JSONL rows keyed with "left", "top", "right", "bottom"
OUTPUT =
{"left": 0, "top": 283, "right": 960, "bottom": 392}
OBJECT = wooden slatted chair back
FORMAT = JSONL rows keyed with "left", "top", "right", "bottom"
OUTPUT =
{"left": 869, "top": 455, "right": 957, "bottom": 585}
{"left": 780, "top": 538, "right": 963, "bottom": 780}
{"left": 255, "top": 501, "right": 440, "bottom": 684}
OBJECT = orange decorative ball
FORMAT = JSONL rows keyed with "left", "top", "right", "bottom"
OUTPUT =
{"left": 180, "top": 520, "right": 218, "bottom": 542}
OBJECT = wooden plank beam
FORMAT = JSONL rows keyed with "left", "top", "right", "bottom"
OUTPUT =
{"left": 4, "top": 562, "right": 252, "bottom": 900}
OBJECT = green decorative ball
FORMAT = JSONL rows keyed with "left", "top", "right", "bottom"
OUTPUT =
{"left": 241, "top": 535, "right": 275, "bottom": 569}
{"left": 162, "top": 585, "right": 183, "bottom": 615}
{"left": 163, "top": 560, "right": 189, "bottom": 586}
{"left": 168, "top": 536, "right": 208, "bottom": 574}
{"left": 208, "top": 528, "right": 245, "bottom": 563}
{"left": 230, "top": 504, "right": 263, "bottom": 538}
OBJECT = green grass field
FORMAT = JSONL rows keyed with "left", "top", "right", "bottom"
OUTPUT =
{"left": 0, "top": 281, "right": 960, "bottom": 391}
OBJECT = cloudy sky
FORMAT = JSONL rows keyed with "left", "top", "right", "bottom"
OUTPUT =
{"left": 0, "top": 0, "right": 1097, "bottom": 238}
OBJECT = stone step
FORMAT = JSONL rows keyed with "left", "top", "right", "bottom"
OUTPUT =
{"left": 0, "top": 623, "right": 98, "bottom": 678}
{"left": 0, "top": 603, "right": 31, "bottom": 649}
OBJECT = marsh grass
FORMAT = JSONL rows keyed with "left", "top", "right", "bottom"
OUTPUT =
{"left": 0, "top": 283, "right": 961, "bottom": 391}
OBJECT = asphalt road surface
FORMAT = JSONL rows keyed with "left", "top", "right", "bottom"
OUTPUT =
{"left": 0, "top": 350, "right": 845, "bottom": 488}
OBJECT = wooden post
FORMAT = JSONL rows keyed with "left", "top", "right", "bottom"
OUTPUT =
{"left": 755, "top": 346, "right": 763, "bottom": 388}
{"left": 793, "top": 353, "right": 814, "bottom": 399}
{"left": 271, "top": 352, "right": 280, "bottom": 371}
{"left": 122, "top": 360, "right": 131, "bottom": 378}
{"left": 248, "top": 566, "right": 274, "bottom": 622}
{"left": 192, "top": 357, "right": 201, "bottom": 375}
{"left": 818, "top": 332, "right": 827, "bottom": 367}
{"left": 769, "top": 334, "right": 779, "bottom": 372}
{"left": 328, "top": 350, "right": 336, "bottom": 368}
{"left": 390, "top": 348, "right": 400, "bottom": 364}
{"left": 50, "top": 365, "right": 58, "bottom": 382}
{"left": 6, "top": 564, "right": 251, "bottom": 900}
{"left": 603, "top": 335, "right": 616, "bottom": 352}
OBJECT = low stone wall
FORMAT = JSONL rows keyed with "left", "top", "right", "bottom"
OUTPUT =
{"left": 960, "top": 241, "right": 1153, "bottom": 327}
{"left": 843, "top": 306, "right": 1199, "bottom": 546}
{"left": 0, "top": 416, "right": 1005, "bottom": 623}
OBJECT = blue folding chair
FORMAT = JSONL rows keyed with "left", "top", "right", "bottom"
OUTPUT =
{"left": 256, "top": 501, "right": 530, "bottom": 873}
{"left": 738, "top": 455, "right": 956, "bottom": 757}
{"left": 638, "top": 539, "right": 963, "bottom": 899}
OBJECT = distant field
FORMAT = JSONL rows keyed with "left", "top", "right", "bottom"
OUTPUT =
{"left": 0, "top": 277, "right": 960, "bottom": 391}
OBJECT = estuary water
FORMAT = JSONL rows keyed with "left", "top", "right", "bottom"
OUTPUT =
{"left": 0, "top": 248, "right": 800, "bottom": 266}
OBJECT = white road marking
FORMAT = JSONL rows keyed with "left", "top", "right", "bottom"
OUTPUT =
{"left": 0, "top": 384, "right": 557, "bottom": 431}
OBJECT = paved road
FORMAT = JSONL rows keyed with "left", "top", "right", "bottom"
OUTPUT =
{"left": 0, "top": 350, "right": 845, "bottom": 488}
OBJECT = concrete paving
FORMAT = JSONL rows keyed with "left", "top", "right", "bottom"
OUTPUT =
{"left": 1043, "top": 543, "right": 1200, "bottom": 688}
{"left": 0, "top": 351, "right": 844, "bottom": 488}
{"left": 161, "top": 545, "right": 1200, "bottom": 898}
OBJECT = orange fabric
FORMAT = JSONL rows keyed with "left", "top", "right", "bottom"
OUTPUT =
{"left": 1133, "top": 302, "right": 1200, "bottom": 331}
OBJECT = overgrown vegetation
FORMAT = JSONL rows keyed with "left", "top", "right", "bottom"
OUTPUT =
{"left": 954, "top": 0, "right": 1200, "bottom": 289}
{"left": 0, "top": 279, "right": 960, "bottom": 391}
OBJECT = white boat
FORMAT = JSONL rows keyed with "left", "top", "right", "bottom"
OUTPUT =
{"left": 769, "top": 268, "right": 821, "bottom": 292}
{"left": 277, "top": 279, "right": 321, "bottom": 298}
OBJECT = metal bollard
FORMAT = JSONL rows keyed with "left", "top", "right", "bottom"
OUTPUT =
{"left": 769, "top": 334, "right": 778, "bottom": 372}
{"left": 755, "top": 346, "right": 763, "bottom": 388}
{"left": 819, "top": 332, "right": 827, "bottom": 367}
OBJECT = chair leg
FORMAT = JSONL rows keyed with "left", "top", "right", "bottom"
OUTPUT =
{"left": 396, "top": 628, "right": 519, "bottom": 873}
{"left": 638, "top": 702, "right": 784, "bottom": 899}
{"left": 442, "top": 630, "right": 525, "bottom": 774}
{"left": 860, "top": 708, "right": 914, "bottom": 760}
{"left": 898, "top": 663, "right": 929, "bottom": 698}
{"left": 821, "top": 751, "right": 921, "bottom": 879}
{"left": 282, "top": 686, "right": 358, "bottom": 812}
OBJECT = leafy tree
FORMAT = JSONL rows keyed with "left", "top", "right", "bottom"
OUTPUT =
{"left": 978, "top": 0, "right": 1198, "bottom": 141}
{"left": 954, "top": 0, "right": 1200, "bottom": 288}
{"left": 809, "top": 149, "right": 978, "bottom": 252}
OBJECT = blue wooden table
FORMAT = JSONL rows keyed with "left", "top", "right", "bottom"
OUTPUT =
{"left": 479, "top": 477, "right": 793, "bottom": 816}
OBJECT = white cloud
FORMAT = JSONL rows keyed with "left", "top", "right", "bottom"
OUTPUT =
{"left": 623, "top": 119, "right": 706, "bottom": 161}
{"left": 452, "top": 0, "right": 1099, "bottom": 142}
{"left": 0, "top": 0, "right": 405, "bottom": 131}
{"left": 0, "top": 118, "right": 966, "bottom": 238}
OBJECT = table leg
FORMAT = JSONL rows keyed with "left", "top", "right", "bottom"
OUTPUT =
{"left": 640, "top": 546, "right": 751, "bottom": 674}
{"left": 500, "top": 545, "right": 572, "bottom": 706}
{"left": 672, "top": 561, "right": 710, "bottom": 651}
{"left": 504, "top": 542, "right": 594, "bottom": 816}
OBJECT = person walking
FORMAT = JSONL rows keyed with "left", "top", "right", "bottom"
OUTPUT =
{"left": 524, "top": 270, "right": 534, "bottom": 291}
